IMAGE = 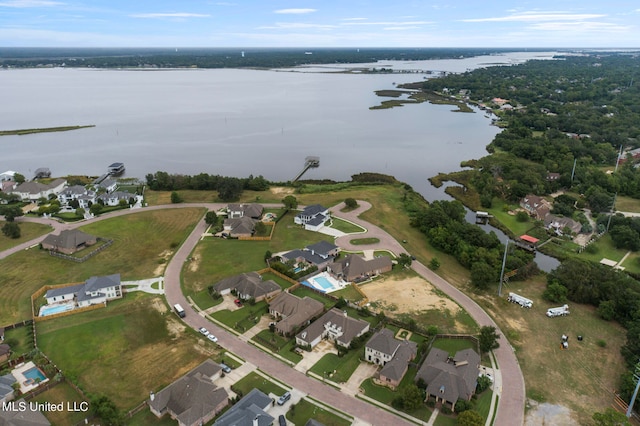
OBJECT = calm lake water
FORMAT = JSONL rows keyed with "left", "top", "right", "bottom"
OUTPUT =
{"left": 0, "top": 51, "right": 561, "bottom": 270}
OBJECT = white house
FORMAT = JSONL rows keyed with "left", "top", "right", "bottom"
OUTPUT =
{"left": 10, "top": 178, "right": 66, "bottom": 202}
{"left": 97, "top": 191, "right": 142, "bottom": 207}
{"left": 0, "top": 171, "right": 17, "bottom": 181}
{"left": 294, "top": 204, "right": 330, "bottom": 231}
{"left": 44, "top": 274, "right": 122, "bottom": 308}
{"left": 58, "top": 185, "right": 96, "bottom": 208}
{"left": 295, "top": 308, "right": 369, "bottom": 349}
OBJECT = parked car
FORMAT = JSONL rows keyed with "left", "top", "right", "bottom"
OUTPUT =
{"left": 234, "top": 299, "right": 243, "bottom": 307}
{"left": 277, "top": 391, "right": 291, "bottom": 406}
{"left": 207, "top": 334, "right": 218, "bottom": 343}
{"left": 220, "top": 363, "right": 232, "bottom": 373}
{"left": 198, "top": 327, "right": 209, "bottom": 336}
{"left": 278, "top": 415, "right": 287, "bottom": 426}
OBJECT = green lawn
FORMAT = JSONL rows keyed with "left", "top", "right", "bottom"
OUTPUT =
{"left": 330, "top": 285, "right": 365, "bottom": 303}
{"left": 211, "top": 301, "right": 267, "bottom": 333}
{"left": 349, "top": 237, "right": 381, "bottom": 245}
{"left": 36, "top": 293, "right": 212, "bottom": 410}
{"left": 290, "top": 286, "right": 337, "bottom": 309}
{"left": 308, "top": 350, "right": 363, "bottom": 384}
{"left": 231, "top": 371, "right": 287, "bottom": 397}
{"left": 0, "top": 220, "right": 52, "bottom": 251}
{"left": 191, "top": 288, "right": 222, "bottom": 310}
{"left": 128, "top": 408, "right": 178, "bottom": 426}
{"left": 31, "top": 381, "right": 89, "bottom": 426}
{"left": 330, "top": 217, "right": 365, "bottom": 234}
{"left": 286, "top": 398, "right": 352, "bottom": 426}
{"left": 431, "top": 337, "right": 478, "bottom": 355}
{"left": 261, "top": 271, "right": 296, "bottom": 289}
{"left": 486, "top": 199, "right": 537, "bottom": 237}
{"left": 2, "top": 324, "right": 34, "bottom": 358}
{"left": 252, "top": 329, "right": 302, "bottom": 364}
{"left": 0, "top": 208, "right": 205, "bottom": 325}
{"left": 577, "top": 234, "right": 629, "bottom": 264}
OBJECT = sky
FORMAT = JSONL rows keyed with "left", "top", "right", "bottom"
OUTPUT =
{"left": 0, "top": 0, "right": 638, "bottom": 48}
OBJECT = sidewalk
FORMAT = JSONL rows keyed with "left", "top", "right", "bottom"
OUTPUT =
{"left": 121, "top": 277, "right": 164, "bottom": 294}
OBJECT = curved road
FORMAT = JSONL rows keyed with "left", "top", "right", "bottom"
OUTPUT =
{"left": 2, "top": 201, "right": 525, "bottom": 425}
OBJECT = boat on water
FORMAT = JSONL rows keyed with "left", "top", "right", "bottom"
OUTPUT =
{"left": 108, "top": 162, "right": 125, "bottom": 176}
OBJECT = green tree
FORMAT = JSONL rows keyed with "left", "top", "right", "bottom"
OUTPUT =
{"left": 542, "top": 280, "right": 568, "bottom": 303}
{"left": 217, "top": 178, "right": 243, "bottom": 201}
{"left": 205, "top": 211, "right": 218, "bottom": 225}
{"left": 2, "top": 222, "right": 20, "bottom": 239}
{"left": 471, "top": 261, "right": 497, "bottom": 290}
{"left": 14, "top": 172, "right": 25, "bottom": 183}
{"left": 399, "top": 384, "right": 423, "bottom": 411}
{"left": 75, "top": 208, "right": 85, "bottom": 218}
{"left": 282, "top": 195, "right": 298, "bottom": 210}
{"left": 89, "top": 203, "right": 103, "bottom": 215}
{"left": 91, "top": 395, "right": 124, "bottom": 426}
{"left": 170, "top": 191, "right": 183, "bottom": 204}
{"left": 478, "top": 325, "right": 500, "bottom": 354}
{"left": 592, "top": 408, "right": 631, "bottom": 426}
{"left": 397, "top": 253, "right": 412, "bottom": 268}
{"left": 344, "top": 198, "right": 358, "bottom": 209}
{"left": 428, "top": 257, "right": 440, "bottom": 270}
{"left": 516, "top": 210, "right": 529, "bottom": 222}
{"left": 457, "top": 410, "right": 484, "bottom": 426}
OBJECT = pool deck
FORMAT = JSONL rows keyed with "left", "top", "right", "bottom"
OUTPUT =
{"left": 11, "top": 361, "right": 49, "bottom": 393}
{"left": 304, "top": 272, "right": 348, "bottom": 294}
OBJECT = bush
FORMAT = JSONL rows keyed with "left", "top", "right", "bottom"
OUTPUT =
{"left": 440, "top": 405, "right": 452, "bottom": 415}
{"left": 596, "top": 339, "right": 607, "bottom": 348}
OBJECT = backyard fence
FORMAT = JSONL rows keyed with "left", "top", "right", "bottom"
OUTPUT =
{"left": 238, "top": 222, "right": 276, "bottom": 241}
{"left": 47, "top": 238, "right": 113, "bottom": 262}
{"left": 256, "top": 267, "right": 299, "bottom": 287}
{"left": 125, "top": 400, "right": 148, "bottom": 418}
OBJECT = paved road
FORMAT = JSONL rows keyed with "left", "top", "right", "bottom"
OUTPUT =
{"left": 2, "top": 201, "right": 525, "bottom": 425}
{"left": 332, "top": 201, "right": 525, "bottom": 426}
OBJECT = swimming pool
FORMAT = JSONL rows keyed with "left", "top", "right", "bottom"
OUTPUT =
{"left": 313, "top": 276, "right": 334, "bottom": 290}
{"left": 23, "top": 367, "right": 46, "bottom": 382}
{"left": 39, "top": 303, "right": 74, "bottom": 317}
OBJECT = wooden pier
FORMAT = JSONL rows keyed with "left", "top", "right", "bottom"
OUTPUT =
{"left": 292, "top": 156, "right": 320, "bottom": 182}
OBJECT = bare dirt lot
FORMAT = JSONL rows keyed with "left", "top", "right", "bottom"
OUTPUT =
{"left": 363, "top": 274, "right": 459, "bottom": 313}
{"left": 270, "top": 187, "right": 295, "bottom": 196}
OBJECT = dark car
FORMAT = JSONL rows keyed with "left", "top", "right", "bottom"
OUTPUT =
{"left": 278, "top": 414, "right": 287, "bottom": 426}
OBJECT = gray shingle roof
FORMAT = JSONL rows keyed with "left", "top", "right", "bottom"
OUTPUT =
{"left": 84, "top": 273, "right": 120, "bottom": 293}
{"left": 213, "top": 272, "right": 280, "bottom": 300}
{"left": 0, "top": 398, "right": 51, "bottom": 425}
{"left": 305, "top": 241, "right": 338, "bottom": 256}
{"left": 45, "top": 283, "right": 85, "bottom": 299}
{"left": 269, "top": 292, "right": 324, "bottom": 335}
{"left": 366, "top": 328, "right": 398, "bottom": 356}
{"left": 415, "top": 348, "right": 480, "bottom": 403}
{"left": 41, "top": 229, "right": 95, "bottom": 251}
{"left": 296, "top": 308, "right": 369, "bottom": 347}
{"left": 213, "top": 388, "right": 273, "bottom": 426}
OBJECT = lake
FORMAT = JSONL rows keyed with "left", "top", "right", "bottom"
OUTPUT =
{"left": 0, "top": 51, "right": 559, "bottom": 201}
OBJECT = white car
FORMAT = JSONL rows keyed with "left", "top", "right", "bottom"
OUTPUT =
{"left": 207, "top": 334, "right": 218, "bottom": 343}
{"left": 198, "top": 327, "right": 209, "bottom": 336}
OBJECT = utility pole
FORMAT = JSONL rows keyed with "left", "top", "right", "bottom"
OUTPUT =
{"left": 615, "top": 145, "right": 624, "bottom": 173}
{"left": 606, "top": 192, "right": 618, "bottom": 232}
{"left": 570, "top": 158, "right": 577, "bottom": 183}
{"left": 627, "top": 360, "right": 640, "bottom": 418}
{"left": 498, "top": 238, "right": 509, "bottom": 297}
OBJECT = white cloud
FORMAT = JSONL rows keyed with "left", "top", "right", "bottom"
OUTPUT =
{"left": 530, "top": 21, "right": 630, "bottom": 33}
{"left": 384, "top": 26, "right": 420, "bottom": 31}
{"left": 342, "top": 20, "right": 432, "bottom": 26}
{"left": 0, "top": 0, "right": 63, "bottom": 7}
{"left": 341, "top": 17, "right": 368, "bottom": 21}
{"left": 274, "top": 8, "right": 317, "bottom": 15}
{"left": 258, "top": 22, "right": 336, "bottom": 30}
{"left": 130, "top": 12, "right": 210, "bottom": 19}
{"left": 461, "top": 11, "right": 606, "bottom": 23}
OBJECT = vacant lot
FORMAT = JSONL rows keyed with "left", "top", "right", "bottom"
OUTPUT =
{"left": 36, "top": 293, "right": 213, "bottom": 410}
{"left": 0, "top": 220, "right": 52, "bottom": 251}
{"left": 0, "top": 208, "right": 204, "bottom": 325}
{"left": 474, "top": 275, "right": 627, "bottom": 425}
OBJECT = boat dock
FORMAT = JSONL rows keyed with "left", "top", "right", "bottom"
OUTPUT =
{"left": 292, "top": 156, "right": 320, "bottom": 182}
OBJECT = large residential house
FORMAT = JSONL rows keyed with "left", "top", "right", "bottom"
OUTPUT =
{"left": 41, "top": 229, "right": 97, "bottom": 255}
{"left": 44, "top": 273, "right": 122, "bottom": 308}
{"left": 223, "top": 216, "right": 258, "bottom": 238}
{"left": 294, "top": 204, "right": 330, "bottom": 231}
{"left": 327, "top": 254, "right": 392, "bottom": 282}
{"left": 58, "top": 185, "right": 96, "bottom": 208}
{"left": 0, "top": 398, "right": 50, "bottom": 425}
{"left": 213, "top": 388, "right": 273, "bottom": 426}
{"left": 279, "top": 241, "right": 339, "bottom": 271}
{"left": 149, "top": 359, "right": 228, "bottom": 426}
{"left": 365, "top": 328, "right": 417, "bottom": 389}
{"left": 0, "top": 373, "right": 17, "bottom": 404}
{"left": 97, "top": 178, "right": 118, "bottom": 193}
{"left": 0, "top": 171, "right": 16, "bottom": 181}
{"left": 227, "top": 203, "right": 263, "bottom": 219}
{"left": 268, "top": 292, "right": 324, "bottom": 336}
{"left": 97, "top": 191, "right": 142, "bottom": 207}
{"left": 10, "top": 178, "right": 66, "bottom": 202}
{"left": 295, "top": 308, "right": 370, "bottom": 349}
{"left": 415, "top": 348, "right": 480, "bottom": 412}
{"left": 520, "top": 194, "right": 551, "bottom": 221}
{"left": 213, "top": 272, "right": 281, "bottom": 302}
{"left": 544, "top": 214, "right": 582, "bottom": 236}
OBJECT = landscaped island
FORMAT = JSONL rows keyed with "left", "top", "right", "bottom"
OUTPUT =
{"left": 0, "top": 124, "right": 95, "bottom": 136}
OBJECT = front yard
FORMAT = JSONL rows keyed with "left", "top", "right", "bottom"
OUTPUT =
{"left": 308, "top": 350, "right": 363, "bottom": 384}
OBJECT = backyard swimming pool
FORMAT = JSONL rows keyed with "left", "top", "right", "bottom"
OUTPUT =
{"left": 302, "top": 272, "right": 347, "bottom": 294}
{"left": 39, "top": 303, "right": 74, "bottom": 317}
{"left": 24, "top": 366, "right": 46, "bottom": 382}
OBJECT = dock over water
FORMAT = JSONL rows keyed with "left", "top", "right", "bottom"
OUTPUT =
{"left": 292, "top": 156, "right": 320, "bottom": 182}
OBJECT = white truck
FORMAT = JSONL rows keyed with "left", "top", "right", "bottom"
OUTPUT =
{"left": 507, "top": 292, "right": 533, "bottom": 308}
{"left": 546, "top": 304, "right": 570, "bottom": 318}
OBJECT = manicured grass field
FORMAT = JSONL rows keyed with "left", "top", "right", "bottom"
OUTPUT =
{"left": 349, "top": 237, "right": 380, "bottom": 245}
{"left": 577, "top": 234, "right": 628, "bottom": 264}
{"left": 0, "top": 220, "right": 52, "bottom": 251}
{"left": 2, "top": 324, "right": 34, "bottom": 358}
{"left": 431, "top": 337, "right": 478, "bottom": 355}
{"left": 290, "top": 286, "right": 336, "bottom": 309}
{"left": 36, "top": 293, "right": 212, "bottom": 410}
{"left": 330, "top": 217, "right": 365, "bottom": 234}
{"left": 308, "top": 350, "right": 362, "bottom": 384}
{"left": 286, "top": 398, "right": 352, "bottom": 426}
{"left": 330, "top": 284, "right": 365, "bottom": 302}
{"left": 128, "top": 408, "right": 178, "bottom": 426}
{"left": 231, "top": 371, "right": 287, "bottom": 397}
{"left": 0, "top": 208, "right": 204, "bottom": 325}
{"left": 486, "top": 199, "right": 537, "bottom": 237}
{"left": 252, "top": 329, "right": 302, "bottom": 364}
{"left": 31, "top": 381, "right": 88, "bottom": 426}
{"left": 211, "top": 301, "right": 267, "bottom": 333}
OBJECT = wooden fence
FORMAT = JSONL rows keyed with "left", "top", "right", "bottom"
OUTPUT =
{"left": 35, "top": 303, "right": 105, "bottom": 323}
{"left": 238, "top": 221, "right": 276, "bottom": 241}
{"left": 47, "top": 238, "right": 114, "bottom": 262}
{"left": 257, "top": 267, "right": 299, "bottom": 287}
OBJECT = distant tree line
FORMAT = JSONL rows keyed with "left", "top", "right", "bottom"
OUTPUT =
{"left": 145, "top": 171, "right": 269, "bottom": 201}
